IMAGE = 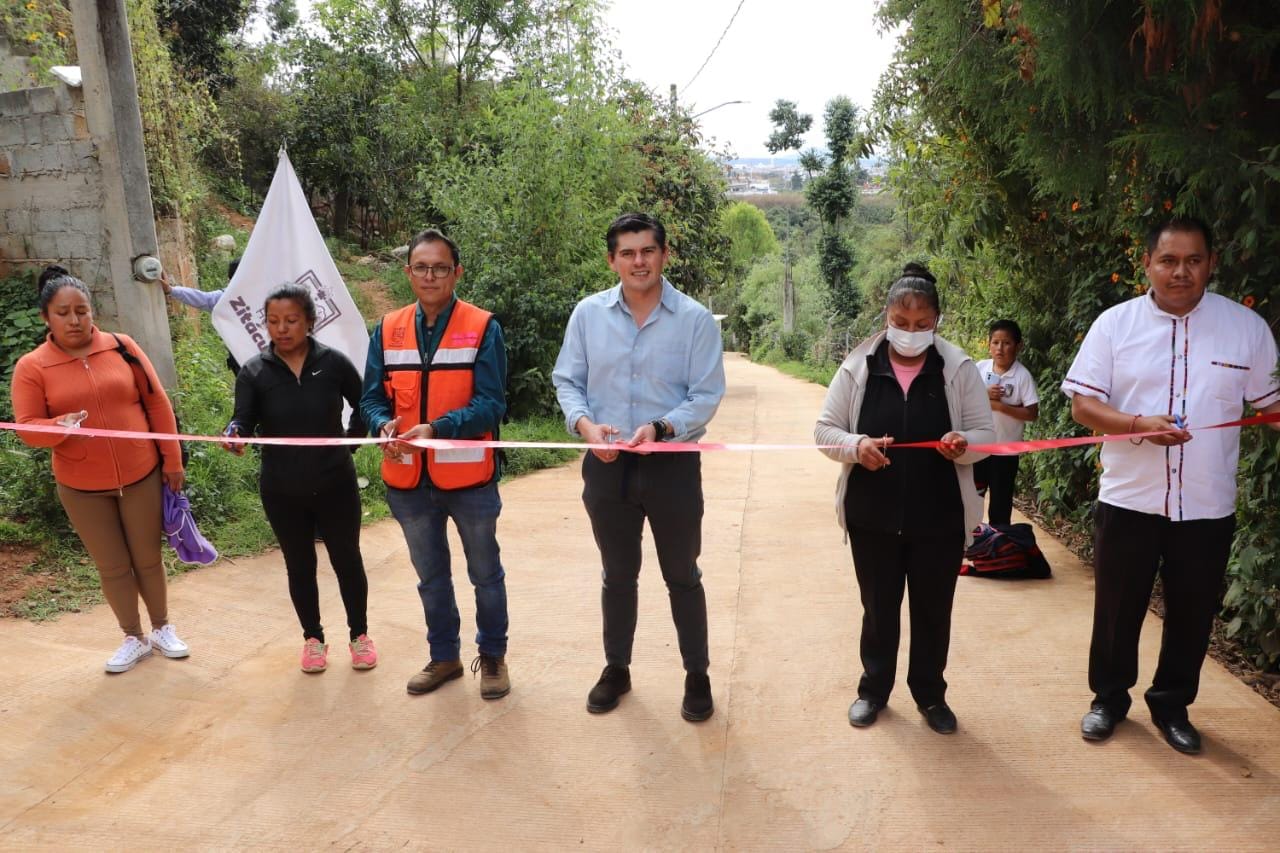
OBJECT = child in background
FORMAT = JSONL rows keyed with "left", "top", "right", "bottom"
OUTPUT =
{"left": 974, "top": 319, "right": 1039, "bottom": 526}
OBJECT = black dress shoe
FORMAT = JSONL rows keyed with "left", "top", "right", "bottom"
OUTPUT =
{"left": 587, "top": 665, "right": 631, "bottom": 713}
{"left": 1081, "top": 706, "right": 1123, "bottom": 741}
{"left": 681, "top": 673, "right": 714, "bottom": 722}
{"left": 1153, "top": 717, "right": 1201, "bottom": 755}
{"left": 919, "top": 703, "right": 957, "bottom": 734}
{"left": 848, "top": 698, "right": 883, "bottom": 728}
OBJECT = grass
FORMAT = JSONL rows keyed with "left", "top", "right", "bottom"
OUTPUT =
{"left": 502, "top": 415, "right": 580, "bottom": 478}
{"left": 759, "top": 355, "right": 839, "bottom": 387}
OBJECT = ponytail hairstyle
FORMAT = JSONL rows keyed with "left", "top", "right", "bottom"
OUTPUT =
{"left": 36, "top": 265, "right": 91, "bottom": 315}
{"left": 885, "top": 262, "right": 940, "bottom": 316}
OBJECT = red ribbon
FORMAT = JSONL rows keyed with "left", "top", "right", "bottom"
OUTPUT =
{"left": 2, "top": 411, "right": 1277, "bottom": 455}
{"left": 890, "top": 411, "right": 1280, "bottom": 455}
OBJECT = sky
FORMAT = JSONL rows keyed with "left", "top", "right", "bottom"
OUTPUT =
{"left": 601, "top": 0, "right": 901, "bottom": 159}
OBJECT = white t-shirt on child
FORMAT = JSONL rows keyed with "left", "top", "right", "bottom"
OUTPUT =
{"left": 976, "top": 358, "right": 1040, "bottom": 444}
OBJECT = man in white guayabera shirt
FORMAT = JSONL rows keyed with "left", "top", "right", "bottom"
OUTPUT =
{"left": 1062, "top": 217, "right": 1280, "bottom": 755}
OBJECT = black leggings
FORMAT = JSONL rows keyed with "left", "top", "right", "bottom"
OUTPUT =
{"left": 260, "top": 472, "right": 368, "bottom": 643}
{"left": 976, "top": 454, "right": 1019, "bottom": 526}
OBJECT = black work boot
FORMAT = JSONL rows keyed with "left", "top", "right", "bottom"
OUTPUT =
{"left": 681, "top": 672, "right": 714, "bottom": 722}
{"left": 587, "top": 665, "right": 631, "bottom": 713}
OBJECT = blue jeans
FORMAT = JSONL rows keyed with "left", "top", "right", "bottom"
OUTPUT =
{"left": 386, "top": 480, "right": 508, "bottom": 660}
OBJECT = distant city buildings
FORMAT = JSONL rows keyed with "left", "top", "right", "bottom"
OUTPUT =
{"left": 724, "top": 156, "right": 887, "bottom": 197}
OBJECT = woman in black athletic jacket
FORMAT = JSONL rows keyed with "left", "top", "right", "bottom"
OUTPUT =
{"left": 224, "top": 282, "right": 377, "bottom": 674}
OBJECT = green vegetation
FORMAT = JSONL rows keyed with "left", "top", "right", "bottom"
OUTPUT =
{"left": 0, "top": 1, "right": 72, "bottom": 89}
{"left": 754, "top": 353, "right": 838, "bottom": 388}
{"left": 718, "top": 2, "right": 1280, "bottom": 669}
{"left": 0, "top": 274, "right": 45, "bottom": 417}
{"left": 870, "top": 0, "right": 1280, "bottom": 666}
{"left": 766, "top": 96, "right": 870, "bottom": 322}
{"left": 205, "top": 0, "right": 728, "bottom": 418}
{"left": 500, "top": 417, "right": 580, "bottom": 480}
{"left": 9, "top": 1, "right": 1275, "bottom": 671}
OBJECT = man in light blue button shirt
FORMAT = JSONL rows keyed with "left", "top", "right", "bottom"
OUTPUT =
{"left": 553, "top": 212, "right": 726, "bottom": 722}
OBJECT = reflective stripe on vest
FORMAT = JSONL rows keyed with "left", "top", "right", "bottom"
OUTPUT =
{"left": 379, "top": 300, "right": 495, "bottom": 490}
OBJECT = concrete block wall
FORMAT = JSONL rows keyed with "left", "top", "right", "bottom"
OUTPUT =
{"left": 0, "top": 81, "right": 107, "bottom": 290}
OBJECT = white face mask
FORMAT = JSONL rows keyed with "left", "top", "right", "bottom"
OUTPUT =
{"left": 886, "top": 326, "right": 934, "bottom": 357}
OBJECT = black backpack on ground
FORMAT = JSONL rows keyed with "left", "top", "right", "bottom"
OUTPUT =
{"left": 961, "top": 522, "right": 1052, "bottom": 579}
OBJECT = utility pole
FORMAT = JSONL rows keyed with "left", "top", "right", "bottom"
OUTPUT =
{"left": 69, "top": 0, "right": 176, "bottom": 386}
{"left": 782, "top": 249, "right": 795, "bottom": 334}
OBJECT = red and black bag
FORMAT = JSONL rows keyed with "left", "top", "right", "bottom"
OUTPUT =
{"left": 960, "top": 522, "right": 1051, "bottom": 579}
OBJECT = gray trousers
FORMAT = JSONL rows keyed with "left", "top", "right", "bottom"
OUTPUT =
{"left": 582, "top": 451, "right": 709, "bottom": 674}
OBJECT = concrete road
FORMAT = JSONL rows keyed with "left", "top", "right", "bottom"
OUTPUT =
{"left": 1, "top": 353, "right": 1277, "bottom": 850}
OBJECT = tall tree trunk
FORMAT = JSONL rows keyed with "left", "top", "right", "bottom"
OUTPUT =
{"left": 333, "top": 187, "right": 351, "bottom": 237}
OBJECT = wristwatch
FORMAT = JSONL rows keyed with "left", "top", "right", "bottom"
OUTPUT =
{"left": 650, "top": 419, "right": 670, "bottom": 441}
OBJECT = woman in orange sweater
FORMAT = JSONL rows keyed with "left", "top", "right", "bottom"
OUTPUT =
{"left": 11, "top": 266, "right": 190, "bottom": 673}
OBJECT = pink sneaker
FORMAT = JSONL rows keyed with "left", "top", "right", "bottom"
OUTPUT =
{"left": 349, "top": 634, "right": 377, "bottom": 670}
{"left": 300, "top": 638, "right": 328, "bottom": 673}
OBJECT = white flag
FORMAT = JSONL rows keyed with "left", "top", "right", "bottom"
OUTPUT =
{"left": 212, "top": 149, "right": 369, "bottom": 378}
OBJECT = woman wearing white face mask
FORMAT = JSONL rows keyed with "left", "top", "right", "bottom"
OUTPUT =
{"left": 815, "top": 263, "right": 995, "bottom": 734}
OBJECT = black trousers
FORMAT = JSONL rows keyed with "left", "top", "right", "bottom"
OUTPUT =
{"left": 1090, "top": 501, "right": 1235, "bottom": 721}
{"left": 582, "top": 452, "right": 709, "bottom": 674}
{"left": 848, "top": 528, "right": 964, "bottom": 707}
{"left": 260, "top": 471, "right": 369, "bottom": 644}
{"left": 975, "top": 454, "right": 1020, "bottom": 526}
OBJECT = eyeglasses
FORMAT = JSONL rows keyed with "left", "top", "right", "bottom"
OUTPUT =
{"left": 409, "top": 263, "right": 456, "bottom": 279}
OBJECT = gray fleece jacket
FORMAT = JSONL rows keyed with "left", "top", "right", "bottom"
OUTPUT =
{"left": 814, "top": 330, "right": 996, "bottom": 545}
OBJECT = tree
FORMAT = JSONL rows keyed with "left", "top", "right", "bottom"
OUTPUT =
{"left": 263, "top": 0, "right": 298, "bottom": 34}
{"left": 718, "top": 202, "right": 780, "bottom": 348}
{"left": 620, "top": 83, "right": 730, "bottom": 303}
{"left": 767, "top": 95, "right": 868, "bottom": 322}
{"left": 286, "top": 34, "right": 415, "bottom": 243}
{"left": 205, "top": 36, "right": 300, "bottom": 205}
{"left": 209, "top": 0, "right": 730, "bottom": 415}
{"left": 359, "top": 0, "right": 547, "bottom": 107}
{"left": 427, "top": 33, "right": 640, "bottom": 415}
{"left": 154, "top": 0, "right": 253, "bottom": 90}
{"left": 766, "top": 99, "right": 813, "bottom": 154}
{"left": 738, "top": 253, "right": 829, "bottom": 355}
{"left": 720, "top": 202, "right": 779, "bottom": 280}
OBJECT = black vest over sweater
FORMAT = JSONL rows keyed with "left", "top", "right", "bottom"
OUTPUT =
{"left": 843, "top": 340, "right": 964, "bottom": 536}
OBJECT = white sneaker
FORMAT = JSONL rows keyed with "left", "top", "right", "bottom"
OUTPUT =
{"left": 149, "top": 624, "right": 190, "bottom": 659}
{"left": 105, "top": 635, "right": 152, "bottom": 673}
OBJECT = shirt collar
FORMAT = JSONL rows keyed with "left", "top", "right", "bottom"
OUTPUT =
{"left": 606, "top": 277, "right": 677, "bottom": 314}
{"left": 1142, "top": 288, "right": 1209, "bottom": 320}
{"left": 36, "top": 326, "right": 111, "bottom": 365}
{"left": 416, "top": 295, "right": 458, "bottom": 329}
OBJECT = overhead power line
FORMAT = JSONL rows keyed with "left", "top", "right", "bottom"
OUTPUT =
{"left": 682, "top": 0, "right": 748, "bottom": 93}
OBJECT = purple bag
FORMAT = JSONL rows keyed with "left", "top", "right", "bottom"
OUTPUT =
{"left": 162, "top": 488, "right": 219, "bottom": 565}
